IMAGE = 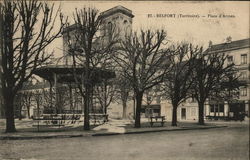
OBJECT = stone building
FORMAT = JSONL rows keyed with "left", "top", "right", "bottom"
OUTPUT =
{"left": 12, "top": 5, "right": 134, "bottom": 118}
{"left": 204, "top": 38, "right": 250, "bottom": 119}
{"left": 2, "top": 5, "right": 249, "bottom": 122}
{"left": 62, "top": 5, "right": 134, "bottom": 65}
{"left": 159, "top": 38, "right": 250, "bottom": 122}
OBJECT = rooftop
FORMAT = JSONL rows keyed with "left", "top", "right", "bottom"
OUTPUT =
{"left": 99, "top": 5, "right": 134, "bottom": 19}
{"left": 206, "top": 38, "right": 250, "bottom": 53}
{"left": 62, "top": 6, "right": 134, "bottom": 34}
{"left": 33, "top": 65, "right": 115, "bottom": 84}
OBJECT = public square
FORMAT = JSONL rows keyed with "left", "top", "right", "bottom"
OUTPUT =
{"left": 0, "top": 122, "right": 249, "bottom": 160}
{"left": 0, "top": 1, "right": 249, "bottom": 160}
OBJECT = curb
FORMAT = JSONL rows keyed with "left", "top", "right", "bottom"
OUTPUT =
{"left": 0, "top": 134, "right": 89, "bottom": 140}
{"left": 0, "top": 125, "right": 227, "bottom": 140}
{"left": 92, "top": 125, "right": 227, "bottom": 136}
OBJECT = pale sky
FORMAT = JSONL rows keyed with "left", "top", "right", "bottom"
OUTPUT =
{"left": 46, "top": 1, "right": 250, "bottom": 58}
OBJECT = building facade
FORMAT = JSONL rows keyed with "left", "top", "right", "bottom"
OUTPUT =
{"left": 62, "top": 5, "right": 134, "bottom": 65}
{"left": 204, "top": 38, "right": 250, "bottom": 119}
{"left": 12, "top": 6, "right": 135, "bottom": 119}
{"left": 2, "top": 5, "right": 249, "bottom": 122}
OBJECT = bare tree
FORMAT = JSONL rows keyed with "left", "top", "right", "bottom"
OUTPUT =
{"left": 0, "top": 0, "right": 65, "bottom": 132}
{"left": 65, "top": 7, "right": 118, "bottom": 130}
{"left": 33, "top": 90, "right": 43, "bottom": 117}
{"left": 192, "top": 50, "right": 239, "bottom": 125}
{"left": 143, "top": 87, "right": 159, "bottom": 106}
{"left": 113, "top": 70, "right": 132, "bottom": 119}
{"left": 114, "top": 30, "right": 172, "bottom": 128}
{"left": 41, "top": 88, "right": 54, "bottom": 113}
{"left": 94, "top": 79, "right": 115, "bottom": 115}
{"left": 14, "top": 92, "right": 24, "bottom": 120}
{"left": 21, "top": 91, "right": 33, "bottom": 119}
{"left": 57, "top": 86, "right": 71, "bottom": 113}
{"left": 209, "top": 64, "right": 241, "bottom": 118}
{"left": 163, "top": 44, "right": 202, "bottom": 126}
{"left": 0, "top": 2, "right": 3, "bottom": 119}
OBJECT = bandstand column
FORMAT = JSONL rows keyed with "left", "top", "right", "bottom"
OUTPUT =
{"left": 245, "top": 101, "right": 249, "bottom": 116}
{"left": 224, "top": 101, "right": 229, "bottom": 117}
{"left": 218, "top": 104, "right": 220, "bottom": 116}
{"left": 205, "top": 102, "right": 210, "bottom": 116}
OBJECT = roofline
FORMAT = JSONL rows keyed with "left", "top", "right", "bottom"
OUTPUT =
{"left": 99, "top": 6, "right": 134, "bottom": 19}
{"left": 62, "top": 6, "right": 134, "bottom": 34}
{"left": 206, "top": 38, "right": 250, "bottom": 53}
{"left": 207, "top": 45, "right": 250, "bottom": 54}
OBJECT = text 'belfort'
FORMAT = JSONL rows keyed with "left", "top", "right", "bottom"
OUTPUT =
{"left": 147, "top": 13, "right": 235, "bottom": 18}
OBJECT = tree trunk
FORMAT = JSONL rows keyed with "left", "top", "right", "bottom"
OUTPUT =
{"left": 122, "top": 100, "right": 127, "bottom": 119}
{"left": 135, "top": 92, "right": 143, "bottom": 128}
{"left": 104, "top": 106, "right": 107, "bottom": 115}
{"left": 172, "top": 105, "right": 178, "bottom": 126}
{"left": 103, "top": 104, "right": 107, "bottom": 115}
{"left": 4, "top": 94, "right": 16, "bottom": 132}
{"left": 84, "top": 83, "right": 90, "bottom": 130}
{"left": 37, "top": 102, "right": 40, "bottom": 118}
{"left": 198, "top": 101, "right": 205, "bottom": 125}
{"left": 27, "top": 105, "right": 30, "bottom": 119}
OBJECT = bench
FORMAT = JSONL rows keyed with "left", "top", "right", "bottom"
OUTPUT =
{"left": 33, "top": 115, "right": 65, "bottom": 131}
{"left": 90, "top": 114, "right": 109, "bottom": 125}
{"left": 149, "top": 116, "right": 165, "bottom": 127}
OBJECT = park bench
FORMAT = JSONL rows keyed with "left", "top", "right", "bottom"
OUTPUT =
{"left": 61, "top": 114, "right": 82, "bottom": 124}
{"left": 90, "top": 114, "right": 109, "bottom": 125}
{"left": 33, "top": 115, "right": 65, "bottom": 131}
{"left": 149, "top": 116, "right": 165, "bottom": 127}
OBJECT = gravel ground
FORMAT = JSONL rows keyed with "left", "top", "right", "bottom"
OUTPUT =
{"left": 0, "top": 123, "right": 248, "bottom": 160}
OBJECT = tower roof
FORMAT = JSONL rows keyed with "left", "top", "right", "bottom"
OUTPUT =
{"left": 99, "top": 5, "right": 134, "bottom": 19}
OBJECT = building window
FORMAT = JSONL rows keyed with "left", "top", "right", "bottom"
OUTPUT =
{"left": 210, "top": 105, "right": 214, "bottom": 112}
{"left": 240, "top": 71, "right": 247, "bottom": 80}
{"left": 191, "top": 97, "right": 196, "bottom": 103}
{"left": 156, "top": 96, "right": 161, "bottom": 104}
{"left": 146, "top": 96, "right": 152, "bottom": 102}
{"left": 219, "top": 104, "right": 224, "bottom": 112}
{"left": 210, "top": 104, "right": 224, "bottom": 112}
{"left": 240, "top": 87, "right": 247, "bottom": 96}
{"left": 191, "top": 108, "right": 196, "bottom": 116}
{"left": 241, "top": 54, "right": 247, "bottom": 64}
{"left": 227, "top": 56, "right": 233, "bottom": 64}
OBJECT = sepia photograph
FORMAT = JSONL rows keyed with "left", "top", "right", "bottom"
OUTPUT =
{"left": 0, "top": 0, "right": 249, "bottom": 160}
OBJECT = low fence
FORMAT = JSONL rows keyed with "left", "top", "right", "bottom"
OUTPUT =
{"left": 43, "top": 109, "right": 83, "bottom": 114}
{"left": 33, "top": 113, "right": 109, "bottom": 127}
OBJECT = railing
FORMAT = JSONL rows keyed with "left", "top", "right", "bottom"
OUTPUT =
{"left": 43, "top": 109, "right": 82, "bottom": 114}
{"left": 206, "top": 114, "right": 246, "bottom": 121}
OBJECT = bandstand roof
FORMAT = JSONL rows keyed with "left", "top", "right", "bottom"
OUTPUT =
{"left": 33, "top": 65, "right": 115, "bottom": 84}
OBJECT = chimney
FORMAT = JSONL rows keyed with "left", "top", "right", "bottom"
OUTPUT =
{"left": 208, "top": 40, "right": 213, "bottom": 47}
{"left": 226, "top": 36, "right": 232, "bottom": 43}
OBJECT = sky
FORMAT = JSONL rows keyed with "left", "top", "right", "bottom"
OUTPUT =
{"left": 46, "top": 1, "right": 250, "bottom": 58}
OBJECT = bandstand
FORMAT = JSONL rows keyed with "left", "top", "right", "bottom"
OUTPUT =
{"left": 33, "top": 64, "right": 115, "bottom": 116}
